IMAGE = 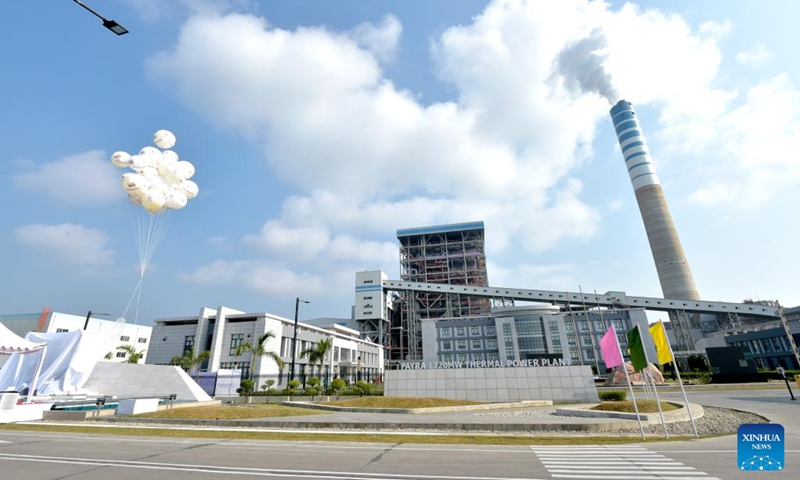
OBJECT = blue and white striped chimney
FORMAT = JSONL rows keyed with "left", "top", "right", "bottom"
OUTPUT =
{"left": 610, "top": 100, "right": 700, "bottom": 301}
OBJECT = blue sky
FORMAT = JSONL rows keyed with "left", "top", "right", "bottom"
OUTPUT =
{"left": 2, "top": 0, "right": 799, "bottom": 325}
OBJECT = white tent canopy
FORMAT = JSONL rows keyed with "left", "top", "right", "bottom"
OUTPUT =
{"left": 0, "top": 329, "right": 113, "bottom": 399}
{"left": 0, "top": 322, "right": 45, "bottom": 354}
{"left": 0, "top": 322, "right": 47, "bottom": 402}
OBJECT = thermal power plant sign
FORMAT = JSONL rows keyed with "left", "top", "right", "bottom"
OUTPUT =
{"left": 399, "top": 356, "right": 569, "bottom": 370}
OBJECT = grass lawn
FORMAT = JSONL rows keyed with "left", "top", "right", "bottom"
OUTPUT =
{"left": 0, "top": 423, "right": 707, "bottom": 445}
{"left": 326, "top": 397, "right": 486, "bottom": 409}
{"left": 127, "top": 404, "right": 325, "bottom": 420}
{"left": 591, "top": 400, "right": 679, "bottom": 414}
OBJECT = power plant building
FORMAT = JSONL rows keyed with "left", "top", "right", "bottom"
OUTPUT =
{"left": 395, "top": 221, "right": 495, "bottom": 360}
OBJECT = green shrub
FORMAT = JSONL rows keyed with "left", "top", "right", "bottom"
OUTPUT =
{"left": 598, "top": 390, "right": 627, "bottom": 401}
{"left": 237, "top": 379, "right": 255, "bottom": 397}
{"left": 286, "top": 379, "right": 301, "bottom": 399}
{"left": 330, "top": 378, "right": 347, "bottom": 399}
{"left": 354, "top": 380, "right": 372, "bottom": 397}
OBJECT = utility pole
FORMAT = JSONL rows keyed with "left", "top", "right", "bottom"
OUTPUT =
{"left": 83, "top": 311, "right": 109, "bottom": 330}
{"left": 289, "top": 297, "right": 310, "bottom": 381}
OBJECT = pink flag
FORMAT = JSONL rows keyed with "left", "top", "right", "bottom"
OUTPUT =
{"left": 600, "top": 325, "right": 623, "bottom": 368}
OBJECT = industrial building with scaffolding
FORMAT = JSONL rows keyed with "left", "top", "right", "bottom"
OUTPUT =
{"left": 355, "top": 220, "right": 789, "bottom": 371}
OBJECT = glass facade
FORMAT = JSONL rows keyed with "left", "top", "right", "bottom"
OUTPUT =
{"left": 514, "top": 314, "right": 548, "bottom": 359}
{"left": 430, "top": 308, "right": 647, "bottom": 369}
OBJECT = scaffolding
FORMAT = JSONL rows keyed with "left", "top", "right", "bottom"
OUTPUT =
{"left": 395, "top": 222, "right": 496, "bottom": 360}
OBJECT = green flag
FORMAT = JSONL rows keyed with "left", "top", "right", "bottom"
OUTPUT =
{"left": 627, "top": 325, "right": 648, "bottom": 372}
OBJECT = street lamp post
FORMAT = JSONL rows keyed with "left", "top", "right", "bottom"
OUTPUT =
{"left": 83, "top": 311, "right": 109, "bottom": 330}
{"left": 71, "top": 0, "right": 129, "bottom": 35}
{"left": 289, "top": 297, "right": 310, "bottom": 382}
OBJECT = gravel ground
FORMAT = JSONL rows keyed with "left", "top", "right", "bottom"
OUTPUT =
{"left": 630, "top": 406, "right": 767, "bottom": 436}
{"left": 473, "top": 405, "right": 767, "bottom": 436}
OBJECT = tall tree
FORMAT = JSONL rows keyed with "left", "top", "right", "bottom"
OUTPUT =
{"left": 171, "top": 347, "right": 210, "bottom": 373}
{"left": 233, "top": 331, "right": 284, "bottom": 379}
{"left": 301, "top": 338, "right": 333, "bottom": 376}
{"left": 117, "top": 344, "right": 146, "bottom": 364}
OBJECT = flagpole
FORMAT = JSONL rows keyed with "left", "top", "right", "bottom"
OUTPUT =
{"left": 661, "top": 320, "right": 698, "bottom": 436}
{"left": 566, "top": 293, "right": 585, "bottom": 366}
{"left": 638, "top": 325, "right": 669, "bottom": 438}
{"left": 615, "top": 327, "right": 646, "bottom": 440}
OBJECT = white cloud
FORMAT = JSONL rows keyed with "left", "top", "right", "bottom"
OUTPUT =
{"left": 487, "top": 261, "right": 577, "bottom": 292}
{"left": 350, "top": 15, "right": 402, "bottom": 62}
{"left": 736, "top": 43, "right": 773, "bottom": 66}
{"left": 12, "top": 150, "right": 123, "bottom": 205}
{"left": 688, "top": 182, "right": 734, "bottom": 207}
{"left": 668, "top": 75, "right": 800, "bottom": 208}
{"left": 179, "top": 260, "right": 326, "bottom": 297}
{"left": 14, "top": 223, "right": 114, "bottom": 267}
{"left": 146, "top": 7, "right": 605, "bottom": 259}
{"left": 147, "top": 0, "right": 800, "bottom": 293}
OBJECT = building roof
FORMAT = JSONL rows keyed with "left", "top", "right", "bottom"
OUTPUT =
{"left": 396, "top": 221, "right": 484, "bottom": 237}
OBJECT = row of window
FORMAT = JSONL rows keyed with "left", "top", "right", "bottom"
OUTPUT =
{"left": 55, "top": 328, "right": 147, "bottom": 344}
{"left": 731, "top": 336, "right": 793, "bottom": 355}
{"left": 440, "top": 325, "right": 495, "bottom": 338}
{"left": 440, "top": 338, "right": 498, "bottom": 351}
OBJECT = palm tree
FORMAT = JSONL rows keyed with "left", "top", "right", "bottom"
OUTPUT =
{"left": 301, "top": 338, "right": 333, "bottom": 376}
{"left": 117, "top": 344, "right": 146, "bottom": 364}
{"left": 233, "top": 331, "right": 284, "bottom": 379}
{"left": 171, "top": 347, "right": 210, "bottom": 373}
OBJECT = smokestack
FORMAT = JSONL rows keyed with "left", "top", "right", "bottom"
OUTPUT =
{"left": 610, "top": 100, "right": 700, "bottom": 301}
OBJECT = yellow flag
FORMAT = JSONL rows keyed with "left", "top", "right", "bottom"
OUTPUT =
{"left": 649, "top": 321, "right": 673, "bottom": 365}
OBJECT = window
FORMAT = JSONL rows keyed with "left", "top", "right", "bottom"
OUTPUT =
{"left": 486, "top": 325, "right": 496, "bottom": 336}
{"left": 183, "top": 335, "right": 195, "bottom": 355}
{"left": 116, "top": 352, "right": 126, "bottom": 358}
{"left": 364, "top": 296, "right": 372, "bottom": 300}
{"left": 503, "top": 323, "right": 514, "bottom": 358}
{"left": 334, "top": 347, "right": 340, "bottom": 361}
{"left": 442, "top": 340, "right": 452, "bottom": 351}
{"left": 470, "top": 326, "right": 481, "bottom": 337}
{"left": 456, "top": 340, "right": 467, "bottom": 350}
{"left": 56, "top": 328, "right": 69, "bottom": 333}
{"left": 458, "top": 353, "right": 469, "bottom": 362}
{"left": 138, "top": 337, "right": 147, "bottom": 344}
{"left": 487, "top": 352, "right": 499, "bottom": 362}
{"left": 486, "top": 339, "right": 497, "bottom": 350}
{"left": 456, "top": 326, "right": 466, "bottom": 337}
{"left": 471, "top": 339, "right": 483, "bottom": 350}
{"left": 120, "top": 336, "right": 130, "bottom": 342}
{"left": 440, "top": 327, "right": 451, "bottom": 337}
{"left": 220, "top": 362, "right": 250, "bottom": 378}
{"left": 472, "top": 352, "right": 484, "bottom": 361}
{"left": 230, "top": 333, "right": 245, "bottom": 355}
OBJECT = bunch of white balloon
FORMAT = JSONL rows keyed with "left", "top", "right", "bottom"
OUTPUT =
{"left": 111, "top": 130, "right": 199, "bottom": 214}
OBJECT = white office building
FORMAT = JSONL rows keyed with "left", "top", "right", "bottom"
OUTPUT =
{"left": 145, "top": 306, "right": 384, "bottom": 386}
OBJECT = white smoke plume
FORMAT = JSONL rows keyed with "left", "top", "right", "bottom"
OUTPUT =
{"left": 552, "top": 28, "right": 619, "bottom": 105}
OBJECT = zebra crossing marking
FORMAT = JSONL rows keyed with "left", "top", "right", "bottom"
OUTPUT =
{"left": 531, "top": 445, "right": 721, "bottom": 480}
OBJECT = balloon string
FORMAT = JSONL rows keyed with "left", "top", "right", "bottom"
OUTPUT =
{"left": 121, "top": 210, "right": 174, "bottom": 324}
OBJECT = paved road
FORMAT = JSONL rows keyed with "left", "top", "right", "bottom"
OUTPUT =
{"left": 0, "top": 388, "right": 797, "bottom": 480}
